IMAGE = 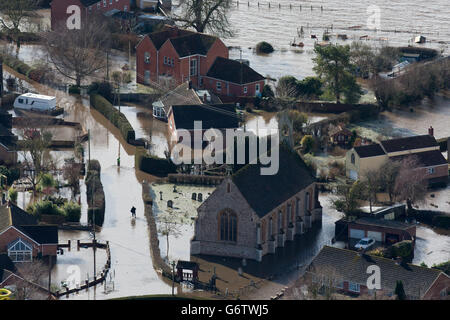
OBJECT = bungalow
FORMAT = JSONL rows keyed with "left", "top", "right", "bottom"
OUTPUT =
{"left": 329, "top": 125, "right": 353, "bottom": 146}
{"left": 51, "top": 0, "right": 131, "bottom": 30}
{"left": 152, "top": 81, "right": 221, "bottom": 121}
{"left": 0, "top": 203, "right": 58, "bottom": 262}
{"left": 203, "top": 57, "right": 266, "bottom": 97}
{"left": 191, "top": 146, "right": 322, "bottom": 261}
{"left": 304, "top": 246, "right": 450, "bottom": 299}
{"left": 136, "top": 25, "right": 228, "bottom": 87}
{"left": 346, "top": 130, "right": 448, "bottom": 186}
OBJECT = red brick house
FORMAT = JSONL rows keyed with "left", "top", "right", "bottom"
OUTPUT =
{"left": 305, "top": 246, "right": 450, "bottom": 300}
{"left": 329, "top": 125, "right": 353, "bottom": 146}
{"left": 203, "top": 57, "right": 266, "bottom": 97}
{"left": 51, "top": 0, "right": 131, "bottom": 30}
{"left": 0, "top": 203, "right": 58, "bottom": 262}
{"left": 136, "top": 26, "right": 228, "bottom": 87}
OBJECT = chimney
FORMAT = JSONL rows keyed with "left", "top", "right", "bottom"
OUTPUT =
{"left": 428, "top": 126, "right": 434, "bottom": 136}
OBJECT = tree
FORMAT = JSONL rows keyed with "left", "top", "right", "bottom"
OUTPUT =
{"left": 297, "top": 76, "right": 323, "bottom": 99}
{"left": 172, "top": 0, "right": 234, "bottom": 36}
{"left": 158, "top": 211, "right": 182, "bottom": 260}
{"left": 394, "top": 280, "right": 406, "bottom": 300}
{"left": 350, "top": 41, "right": 375, "bottom": 78}
{"left": 14, "top": 261, "right": 49, "bottom": 300}
{"left": 276, "top": 76, "right": 299, "bottom": 99}
{"left": 0, "top": 0, "right": 38, "bottom": 46}
{"left": 278, "top": 110, "right": 308, "bottom": 132}
{"left": 378, "top": 160, "right": 401, "bottom": 203}
{"left": 8, "top": 186, "right": 18, "bottom": 203}
{"left": 393, "top": 156, "right": 427, "bottom": 212}
{"left": 331, "top": 181, "right": 363, "bottom": 217}
{"left": 63, "top": 158, "right": 81, "bottom": 199}
{"left": 44, "top": 14, "right": 111, "bottom": 87}
{"left": 18, "top": 127, "right": 54, "bottom": 192}
{"left": 313, "top": 44, "right": 362, "bottom": 103}
{"left": 361, "top": 169, "right": 380, "bottom": 213}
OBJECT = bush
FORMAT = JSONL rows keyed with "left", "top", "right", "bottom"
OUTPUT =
{"left": 64, "top": 202, "right": 81, "bottom": 222}
{"left": 88, "top": 82, "right": 113, "bottom": 101}
{"left": 90, "top": 94, "right": 135, "bottom": 143}
{"left": 30, "top": 200, "right": 64, "bottom": 217}
{"left": 301, "top": 135, "right": 315, "bottom": 153}
{"left": 69, "top": 85, "right": 81, "bottom": 94}
{"left": 432, "top": 215, "right": 450, "bottom": 229}
{"left": 256, "top": 41, "right": 274, "bottom": 54}
{"left": 86, "top": 160, "right": 105, "bottom": 226}
{"left": 389, "top": 240, "right": 413, "bottom": 260}
{"left": 8, "top": 187, "right": 17, "bottom": 203}
{"left": 0, "top": 165, "right": 20, "bottom": 185}
{"left": 135, "top": 147, "right": 177, "bottom": 177}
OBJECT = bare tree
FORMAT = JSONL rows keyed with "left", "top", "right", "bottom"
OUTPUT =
{"left": 394, "top": 156, "right": 427, "bottom": 211}
{"left": 63, "top": 158, "right": 81, "bottom": 199}
{"left": 43, "top": 14, "right": 111, "bottom": 87}
{"left": 0, "top": 0, "right": 38, "bottom": 45}
{"left": 361, "top": 169, "right": 380, "bottom": 213}
{"left": 172, "top": 0, "right": 234, "bottom": 37}
{"left": 14, "top": 261, "right": 49, "bottom": 300}
{"left": 18, "top": 126, "right": 54, "bottom": 192}
{"left": 378, "top": 160, "right": 401, "bottom": 203}
{"left": 157, "top": 211, "right": 182, "bottom": 260}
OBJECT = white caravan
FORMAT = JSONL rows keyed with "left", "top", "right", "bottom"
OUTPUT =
{"left": 13, "top": 93, "right": 57, "bottom": 111}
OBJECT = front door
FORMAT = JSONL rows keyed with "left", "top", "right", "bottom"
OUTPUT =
{"left": 144, "top": 70, "right": 150, "bottom": 85}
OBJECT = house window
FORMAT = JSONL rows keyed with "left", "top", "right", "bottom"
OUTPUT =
{"left": 296, "top": 198, "right": 300, "bottom": 217}
{"left": 305, "top": 192, "right": 310, "bottom": 213}
{"left": 144, "top": 52, "right": 150, "bottom": 64}
{"left": 109, "top": 0, "right": 112, "bottom": 4}
{"left": 243, "top": 86, "right": 248, "bottom": 94}
{"left": 216, "top": 82, "right": 222, "bottom": 92}
{"left": 351, "top": 153, "right": 355, "bottom": 164}
{"left": 190, "top": 59, "right": 197, "bottom": 76}
{"left": 268, "top": 217, "right": 273, "bottom": 239}
{"left": 287, "top": 204, "right": 292, "bottom": 223}
{"left": 219, "top": 209, "right": 237, "bottom": 242}
{"left": 163, "top": 56, "right": 167, "bottom": 65}
{"left": 427, "top": 167, "right": 435, "bottom": 174}
{"left": 348, "top": 282, "right": 360, "bottom": 293}
{"left": 256, "top": 83, "right": 260, "bottom": 93}
{"left": 8, "top": 238, "right": 33, "bottom": 262}
{"left": 103, "top": 0, "right": 106, "bottom": 7}
{"left": 171, "top": 58, "right": 174, "bottom": 66}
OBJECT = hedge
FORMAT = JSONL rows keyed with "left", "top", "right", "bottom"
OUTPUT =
{"left": 0, "top": 53, "right": 46, "bottom": 83}
{"left": 135, "top": 147, "right": 176, "bottom": 177}
{"left": 432, "top": 215, "right": 450, "bottom": 229}
{"left": 90, "top": 94, "right": 135, "bottom": 143}
{"left": 86, "top": 160, "right": 105, "bottom": 226}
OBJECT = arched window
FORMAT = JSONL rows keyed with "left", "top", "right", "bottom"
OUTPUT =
{"left": 261, "top": 219, "right": 267, "bottom": 242}
{"left": 219, "top": 210, "right": 237, "bottom": 242}
{"left": 277, "top": 211, "right": 282, "bottom": 231}
{"left": 351, "top": 153, "right": 355, "bottom": 164}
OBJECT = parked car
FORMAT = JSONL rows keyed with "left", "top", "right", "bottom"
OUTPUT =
{"left": 354, "top": 237, "right": 375, "bottom": 250}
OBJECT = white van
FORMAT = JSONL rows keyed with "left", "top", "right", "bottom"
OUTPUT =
{"left": 13, "top": 93, "right": 57, "bottom": 111}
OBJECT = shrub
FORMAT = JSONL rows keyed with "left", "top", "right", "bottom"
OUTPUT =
{"left": 87, "top": 159, "right": 101, "bottom": 174}
{"left": 86, "top": 160, "right": 105, "bottom": 226}
{"left": 256, "top": 41, "right": 274, "bottom": 54}
{"left": 301, "top": 135, "right": 315, "bottom": 153}
{"left": 88, "top": 82, "right": 113, "bottom": 101}
{"left": 135, "top": 147, "right": 176, "bottom": 177}
{"left": 64, "top": 202, "right": 81, "bottom": 222}
{"left": 8, "top": 187, "right": 17, "bottom": 203}
{"left": 389, "top": 240, "right": 413, "bottom": 260}
{"left": 0, "top": 165, "right": 20, "bottom": 185}
{"left": 262, "top": 84, "right": 274, "bottom": 98}
{"left": 90, "top": 94, "right": 135, "bottom": 143}
{"left": 31, "top": 200, "right": 64, "bottom": 217}
{"left": 432, "top": 215, "right": 450, "bottom": 229}
{"left": 69, "top": 85, "right": 81, "bottom": 94}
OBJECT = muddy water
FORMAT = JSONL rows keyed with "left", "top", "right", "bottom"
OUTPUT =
{"left": 3, "top": 65, "right": 173, "bottom": 299}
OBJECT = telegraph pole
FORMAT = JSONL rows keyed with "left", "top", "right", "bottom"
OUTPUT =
{"left": 88, "top": 129, "right": 97, "bottom": 284}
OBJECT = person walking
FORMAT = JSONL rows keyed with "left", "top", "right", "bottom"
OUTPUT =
{"left": 131, "top": 206, "right": 136, "bottom": 218}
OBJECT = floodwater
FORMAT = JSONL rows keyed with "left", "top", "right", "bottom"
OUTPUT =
{"left": 3, "top": 65, "right": 173, "bottom": 299}
{"left": 210, "top": 0, "right": 448, "bottom": 80}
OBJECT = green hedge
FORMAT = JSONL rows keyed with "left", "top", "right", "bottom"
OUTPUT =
{"left": 135, "top": 147, "right": 176, "bottom": 177}
{"left": 432, "top": 215, "right": 450, "bottom": 229}
{"left": 90, "top": 94, "right": 135, "bottom": 143}
{"left": 86, "top": 160, "right": 105, "bottom": 226}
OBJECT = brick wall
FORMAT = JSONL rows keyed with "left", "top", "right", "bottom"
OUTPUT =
{"left": 0, "top": 227, "right": 39, "bottom": 257}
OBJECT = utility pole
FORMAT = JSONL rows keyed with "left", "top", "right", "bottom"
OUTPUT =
{"left": 88, "top": 129, "right": 97, "bottom": 286}
{"left": 117, "top": 79, "right": 121, "bottom": 167}
{"left": 171, "top": 260, "right": 176, "bottom": 296}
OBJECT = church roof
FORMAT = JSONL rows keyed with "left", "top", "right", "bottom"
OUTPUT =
{"left": 232, "top": 145, "right": 316, "bottom": 218}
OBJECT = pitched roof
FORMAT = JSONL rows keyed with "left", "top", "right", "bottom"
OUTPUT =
{"left": 352, "top": 217, "right": 415, "bottom": 231}
{"left": 147, "top": 26, "right": 195, "bottom": 50}
{"left": 20, "top": 225, "right": 58, "bottom": 244}
{"left": 354, "top": 144, "right": 386, "bottom": 158}
{"left": 155, "top": 82, "right": 202, "bottom": 114}
{"left": 390, "top": 150, "right": 447, "bottom": 167}
{"left": 206, "top": 57, "right": 266, "bottom": 85}
{"left": 0, "top": 203, "right": 38, "bottom": 233}
{"left": 380, "top": 135, "right": 438, "bottom": 153}
{"left": 232, "top": 146, "right": 316, "bottom": 218}
{"left": 80, "top": 0, "right": 101, "bottom": 6}
{"left": 309, "top": 246, "right": 445, "bottom": 298}
{"left": 329, "top": 126, "right": 352, "bottom": 137}
{"left": 171, "top": 104, "right": 239, "bottom": 131}
{"left": 169, "top": 33, "right": 217, "bottom": 57}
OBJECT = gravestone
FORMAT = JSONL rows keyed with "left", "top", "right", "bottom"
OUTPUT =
{"left": 167, "top": 200, "right": 173, "bottom": 208}
{"left": 192, "top": 193, "right": 197, "bottom": 200}
{"left": 197, "top": 193, "right": 203, "bottom": 202}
